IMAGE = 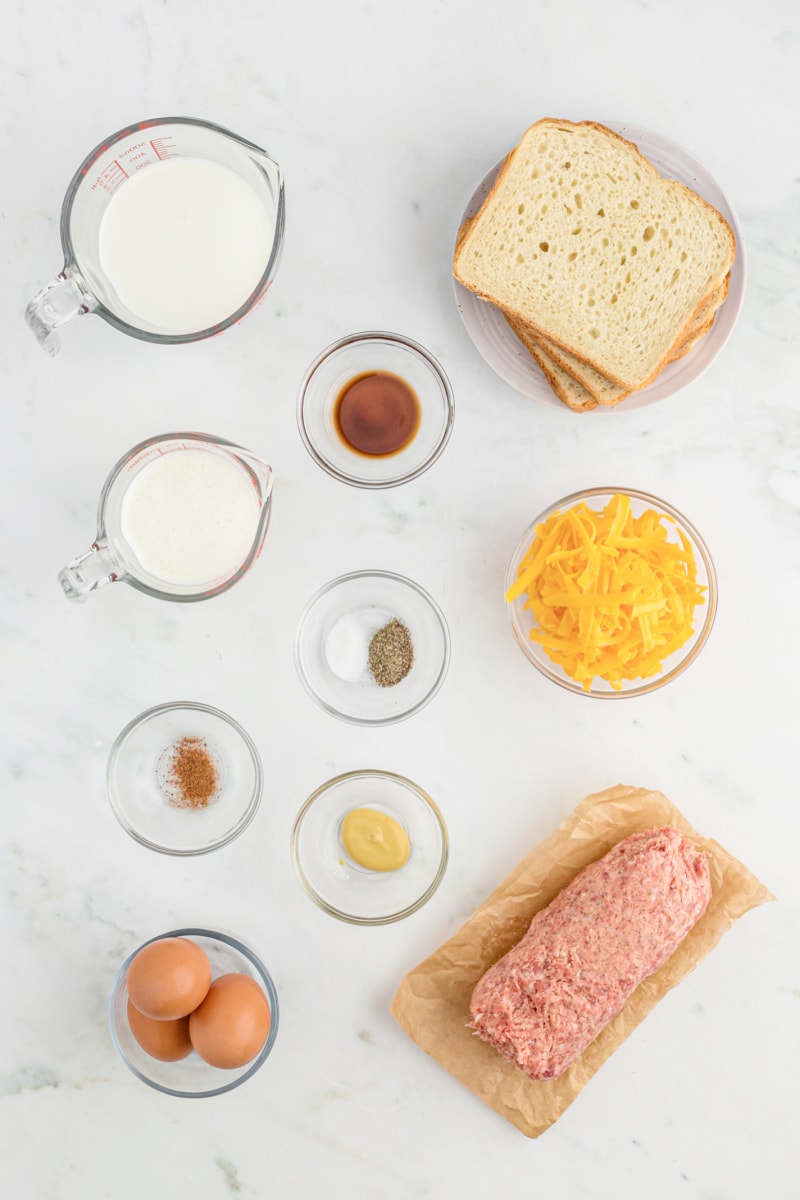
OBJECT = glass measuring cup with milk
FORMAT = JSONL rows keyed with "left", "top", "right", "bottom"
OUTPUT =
{"left": 59, "top": 434, "right": 273, "bottom": 602}
{"left": 26, "top": 118, "right": 285, "bottom": 355}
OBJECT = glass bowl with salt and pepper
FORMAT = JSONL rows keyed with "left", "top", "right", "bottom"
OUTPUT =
{"left": 294, "top": 570, "right": 451, "bottom": 726}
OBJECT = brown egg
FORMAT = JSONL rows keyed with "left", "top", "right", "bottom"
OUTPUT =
{"left": 126, "top": 936, "right": 212, "bottom": 1020}
{"left": 127, "top": 1000, "right": 193, "bottom": 1062}
{"left": 189, "top": 973, "right": 271, "bottom": 1069}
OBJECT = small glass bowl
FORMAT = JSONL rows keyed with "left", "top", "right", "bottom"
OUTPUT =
{"left": 295, "top": 570, "right": 450, "bottom": 725}
{"left": 297, "top": 331, "right": 455, "bottom": 488}
{"left": 110, "top": 928, "right": 279, "bottom": 1097}
{"left": 505, "top": 487, "right": 718, "bottom": 698}
{"left": 107, "top": 702, "right": 262, "bottom": 854}
{"left": 291, "top": 770, "right": 449, "bottom": 925}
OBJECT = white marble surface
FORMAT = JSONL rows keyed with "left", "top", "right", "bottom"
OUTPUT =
{"left": 2, "top": 1, "right": 798, "bottom": 1195}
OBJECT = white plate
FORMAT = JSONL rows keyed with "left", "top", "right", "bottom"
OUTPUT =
{"left": 453, "top": 122, "right": 746, "bottom": 412}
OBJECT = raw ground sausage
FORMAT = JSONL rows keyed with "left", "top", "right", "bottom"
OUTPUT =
{"left": 469, "top": 826, "right": 711, "bottom": 1080}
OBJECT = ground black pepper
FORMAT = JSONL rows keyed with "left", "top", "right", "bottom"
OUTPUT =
{"left": 368, "top": 618, "right": 414, "bottom": 687}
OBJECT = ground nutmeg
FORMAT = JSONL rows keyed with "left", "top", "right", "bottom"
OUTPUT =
{"left": 166, "top": 736, "right": 219, "bottom": 809}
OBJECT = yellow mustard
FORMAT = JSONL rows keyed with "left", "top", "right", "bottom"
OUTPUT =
{"left": 341, "top": 807, "right": 410, "bottom": 872}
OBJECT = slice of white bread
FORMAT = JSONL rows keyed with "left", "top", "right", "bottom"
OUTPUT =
{"left": 512, "top": 273, "right": 730, "bottom": 408}
{"left": 454, "top": 120, "right": 736, "bottom": 391}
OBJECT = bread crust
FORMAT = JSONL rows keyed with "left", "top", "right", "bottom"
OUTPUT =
{"left": 505, "top": 313, "right": 605, "bottom": 410}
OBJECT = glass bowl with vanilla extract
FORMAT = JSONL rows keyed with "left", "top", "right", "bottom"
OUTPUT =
{"left": 297, "top": 331, "right": 455, "bottom": 487}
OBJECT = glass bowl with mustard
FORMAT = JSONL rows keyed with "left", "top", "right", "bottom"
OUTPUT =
{"left": 106, "top": 701, "right": 263, "bottom": 854}
{"left": 294, "top": 570, "right": 450, "bottom": 726}
{"left": 296, "top": 331, "right": 455, "bottom": 488}
{"left": 290, "top": 770, "right": 449, "bottom": 925}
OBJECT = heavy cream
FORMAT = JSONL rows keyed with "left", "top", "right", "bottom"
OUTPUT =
{"left": 120, "top": 449, "right": 261, "bottom": 586}
{"left": 99, "top": 157, "right": 274, "bottom": 332}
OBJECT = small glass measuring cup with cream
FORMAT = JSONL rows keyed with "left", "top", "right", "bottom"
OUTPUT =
{"left": 59, "top": 432, "right": 273, "bottom": 602}
{"left": 25, "top": 117, "right": 284, "bottom": 355}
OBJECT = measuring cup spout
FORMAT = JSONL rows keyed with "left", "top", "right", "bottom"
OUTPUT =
{"left": 26, "top": 267, "right": 96, "bottom": 356}
{"left": 58, "top": 542, "right": 120, "bottom": 602}
{"left": 242, "top": 453, "right": 274, "bottom": 505}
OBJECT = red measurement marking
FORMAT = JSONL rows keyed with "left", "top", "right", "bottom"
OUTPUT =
{"left": 124, "top": 450, "right": 151, "bottom": 472}
{"left": 91, "top": 159, "right": 129, "bottom": 194}
{"left": 150, "top": 136, "right": 178, "bottom": 160}
{"left": 119, "top": 141, "right": 147, "bottom": 160}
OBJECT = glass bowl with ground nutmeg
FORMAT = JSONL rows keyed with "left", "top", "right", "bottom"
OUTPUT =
{"left": 294, "top": 570, "right": 451, "bottom": 725}
{"left": 106, "top": 702, "right": 262, "bottom": 854}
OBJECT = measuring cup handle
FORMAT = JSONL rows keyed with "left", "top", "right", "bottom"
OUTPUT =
{"left": 25, "top": 268, "right": 96, "bottom": 356}
{"left": 58, "top": 542, "right": 120, "bottom": 602}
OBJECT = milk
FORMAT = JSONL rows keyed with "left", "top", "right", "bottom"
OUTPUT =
{"left": 99, "top": 157, "right": 274, "bottom": 332}
{"left": 120, "top": 449, "right": 261, "bottom": 586}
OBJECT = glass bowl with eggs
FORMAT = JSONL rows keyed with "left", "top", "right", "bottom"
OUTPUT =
{"left": 109, "top": 928, "right": 279, "bottom": 1097}
{"left": 505, "top": 487, "right": 717, "bottom": 698}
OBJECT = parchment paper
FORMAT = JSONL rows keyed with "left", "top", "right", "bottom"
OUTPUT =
{"left": 391, "top": 784, "right": 774, "bottom": 1138}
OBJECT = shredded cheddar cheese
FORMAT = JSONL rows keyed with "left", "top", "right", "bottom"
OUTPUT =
{"left": 506, "top": 493, "right": 705, "bottom": 690}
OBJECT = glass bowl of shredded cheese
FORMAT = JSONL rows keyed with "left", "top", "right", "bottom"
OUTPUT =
{"left": 505, "top": 488, "right": 717, "bottom": 697}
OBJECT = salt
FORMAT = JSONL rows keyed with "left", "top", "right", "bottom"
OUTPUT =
{"left": 325, "top": 611, "right": 385, "bottom": 682}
